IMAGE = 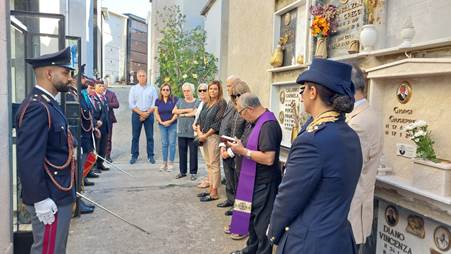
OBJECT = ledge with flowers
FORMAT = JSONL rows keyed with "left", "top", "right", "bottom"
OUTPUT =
{"left": 402, "top": 120, "right": 451, "bottom": 197}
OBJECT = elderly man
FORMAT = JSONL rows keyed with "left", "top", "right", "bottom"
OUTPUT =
{"left": 217, "top": 76, "right": 245, "bottom": 212}
{"left": 16, "top": 47, "right": 76, "bottom": 254}
{"left": 347, "top": 65, "right": 383, "bottom": 253}
{"left": 128, "top": 70, "right": 158, "bottom": 164}
{"left": 228, "top": 93, "right": 282, "bottom": 254}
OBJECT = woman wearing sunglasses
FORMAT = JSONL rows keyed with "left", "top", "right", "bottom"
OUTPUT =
{"left": 194, "top": 80, "right": 227, "bottom": 202}
{"left": 155, "top": 83, "right": 178, "bottom": 171}
{"left": 193, "top": 83, "right": 210, "bottom": 188}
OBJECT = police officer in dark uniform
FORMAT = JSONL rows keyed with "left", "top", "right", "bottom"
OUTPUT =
{"left": 16, "top": 47, "right": 76, "bottom": 254}
{"left": 94, "top": 80, "right": 111, "bottom": 172}
{"left": 267, "top": 59, "right": 363, "bottom": 254}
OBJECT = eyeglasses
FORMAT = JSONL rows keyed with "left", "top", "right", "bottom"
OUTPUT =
{"left": 238, "top": 107, "right": 248, "bottom": 115}
{"left": 231, "top": 94, "right": 241, "bottom": 100}
{"left": 198, "top": 89, "right": 207, "bottom": 92}
{"left": 299, "top": 85, "right": 306, "bottom": 95}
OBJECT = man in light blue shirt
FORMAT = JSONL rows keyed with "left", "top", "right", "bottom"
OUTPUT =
{"left": 128, "top": 70, "right": 158, "bottom": 164}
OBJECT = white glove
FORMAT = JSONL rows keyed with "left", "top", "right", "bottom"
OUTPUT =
{"left": 34, "top": 198, "right": 58, "bottom": 225}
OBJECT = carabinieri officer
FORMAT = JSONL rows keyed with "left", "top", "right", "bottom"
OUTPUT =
{"left": 16, "top": 47, "right": 76, "bottom": 254}
{"left": 267, "top": 59, "right": 363, "bottom": 253}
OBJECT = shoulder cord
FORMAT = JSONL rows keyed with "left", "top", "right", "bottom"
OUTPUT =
{"left": 80, "top": 108, "right": 93, "bottom": 132}
{"left": 18, "top": 96, "right": 75, "bottom": 192}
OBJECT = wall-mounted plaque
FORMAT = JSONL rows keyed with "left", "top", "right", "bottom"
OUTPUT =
{"left": 406, "top": 215, "right": 425, "bottom": 239}
{"left": 434, "top": 226, "right": 451, "bottom": 252}
{"left": 273, "top": 84, "right": 309, "bottom": 148}
{"left": 324, "top": 0, "right": 366, "bottom": 58}
{"left": 396, "top": 143, "right": 416, "bottom": 158}
{"left": 385, "top": 205, "right": 399, "bottom": 227}
{"left": 280, "top": 90, "right": 286, "bottom": 104}
{"left": 280, "top": 9, "right": 297, "bottom": 66}
{"left": 397, "top": 81, "right": 413, "bottom": 104}
{"left": 279, "top": 111, "right": 285, "bottom": 124}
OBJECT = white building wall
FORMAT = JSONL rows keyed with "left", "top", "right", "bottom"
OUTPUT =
{"left": 204, "top": 0, "right": 222, "bottom": 60}
{"left": 384, "top": 0, "right": 451, "bottom": 48}
{"left": 102, "top": 12, "right": 127, "bottom": 83}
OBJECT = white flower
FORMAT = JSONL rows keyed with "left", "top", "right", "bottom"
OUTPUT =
{"left": 415, "top": 120, "right": 427, "bottom": 128}
{"left": 192, "top": 73, "right": 198, "bottom": 79}
{"left": 182, "top": 74, "right": 188, "bottom": 79}
{"left": 193, "top": 60, "right": 198, "bottom": 64}
{"left": 414, "top": 130, "right": 426, "bottom": 137}
{"left": 414, "top": 138, "right": 420, "bottom": 143}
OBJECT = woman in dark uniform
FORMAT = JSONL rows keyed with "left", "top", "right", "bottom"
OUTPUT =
{"left": 267, "top": 58, "right": 363, "bottom": 254}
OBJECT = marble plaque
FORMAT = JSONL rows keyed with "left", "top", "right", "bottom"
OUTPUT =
{"left": 273, "top": 84, "right": 308, "bottom": 148}
{"left": 280, "top": 9, "right": 297, "bottom": 66}
{"left": 323, "top": 0, "right": 365, "bottom": 58}
{"left": 376, "top": 200, "right": 451, "bottom": 254}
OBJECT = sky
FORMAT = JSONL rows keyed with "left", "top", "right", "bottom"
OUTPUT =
{"left": 101, "top": 0, "right": 150, "bottom": 19}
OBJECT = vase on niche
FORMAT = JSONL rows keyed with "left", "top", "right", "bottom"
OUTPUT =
{"left": 360, "top": 24, "right": 377, "bottom": 52}
{"left": 315, "top": 37, "right": 327, "bottom": 58}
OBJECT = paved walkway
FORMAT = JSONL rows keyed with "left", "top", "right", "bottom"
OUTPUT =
{"left": 67, "top": 86, "right": 244, "bottom": 254}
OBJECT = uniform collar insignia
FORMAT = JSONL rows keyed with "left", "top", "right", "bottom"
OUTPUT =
{"left": 306, "top": 111, "right": 340, "bottom": 133}
{"left": 40, "top": 93, "right": 51, "bottom": 103}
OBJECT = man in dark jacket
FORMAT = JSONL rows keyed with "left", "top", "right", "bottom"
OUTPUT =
{"left": 94, "top": 81, "right": 110, "bottom": 171}
{"left": 16, "top": 47, "right": 76, "bottom": 254}
{"left": 103, "top": 79, "right": 119, "bottom": 162}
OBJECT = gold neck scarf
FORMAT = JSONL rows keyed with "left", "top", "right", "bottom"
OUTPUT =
{"left": 306, "top": 111, "right": 340, "bottom": 133}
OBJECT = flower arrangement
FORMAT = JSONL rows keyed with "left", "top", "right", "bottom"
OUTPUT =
{"left": 405, "top": 120, "right": 438, "bottom": 162}
{"left": 309, "top": 4, "right": 337, "bottom": 38}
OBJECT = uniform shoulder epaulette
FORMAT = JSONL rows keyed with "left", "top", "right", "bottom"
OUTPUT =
{"left": 306, "top": 111, "right": 340, "bottom": 133}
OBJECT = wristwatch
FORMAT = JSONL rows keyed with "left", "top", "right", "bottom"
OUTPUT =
{"left": 246, "top": 149, "right": 252, "bottom": 159}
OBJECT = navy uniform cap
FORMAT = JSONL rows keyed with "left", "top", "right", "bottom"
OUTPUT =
{"left": 296, "top": 58, "right": 355, "bottom": 99}
{"left": 25, "top": 47, "right": 74, "bottom": 70}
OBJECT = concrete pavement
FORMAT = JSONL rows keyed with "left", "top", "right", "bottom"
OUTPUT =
{"left": 67, "top": 86, "right": 244, "bottom": 254}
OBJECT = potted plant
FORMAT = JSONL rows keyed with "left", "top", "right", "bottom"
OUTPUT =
{"left": 405, "top": 120, "right": 451, "bottom": 196}
{"left": 309, "top": 4, "right": 337, "bottom": 58}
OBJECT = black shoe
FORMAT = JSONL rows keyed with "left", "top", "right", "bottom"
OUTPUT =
{"left": 190, "top": 174, "right": 197, "bottom": 181}
{"left": 93, "top": 168, "right": 102, "bottom": 174}
{"left": 79, "top": 199, "right": 95, "bottom": 209}
{"left": 197, "top": 192, "right": 210, "bottom": 198}
{"left": 106, "top": 157, "right": 113, "bottom": 163}
{"left": 84, "top": 178, "right": 95, "bottom": 186}
{"left": 225, "top": 209, "right": 233, "bottom": 216}
{"left": 217, "top": 200, "right": 233, "bottom": 208}
{"left": 98, "top": 164, "right": 110, "bottom": 171}
{"left": 175, "top": 173, "right": 186, "bottom": 179}
{"left": 129, "top": 157, "right": 137, "bottom": 164}
{"left": 79, "top": 202, "right": 94, "bottom": 214}
{"left": 86, "top": 171, "right": 99, "bottom": 178}
{"left": 148, "top": 157, "right": 156, "bottom": 164}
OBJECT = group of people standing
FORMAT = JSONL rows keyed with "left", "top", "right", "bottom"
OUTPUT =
{"left": 16, "top": 45, "right": 382, "bottom": 254}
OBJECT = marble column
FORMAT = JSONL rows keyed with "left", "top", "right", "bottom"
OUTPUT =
{"left": 0, "top": 0, "right": 13, "bottom": 253}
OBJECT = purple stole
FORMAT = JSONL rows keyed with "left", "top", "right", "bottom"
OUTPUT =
{"left": 230, "top": 111, "right": 276, "bottom": 235}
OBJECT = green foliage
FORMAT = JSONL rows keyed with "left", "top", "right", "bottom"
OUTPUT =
{"left": 156, "top": 5, "right": 218, "bottom": 97}
{"left": 405, "top": 121, "right": 438, "bottom": 162}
